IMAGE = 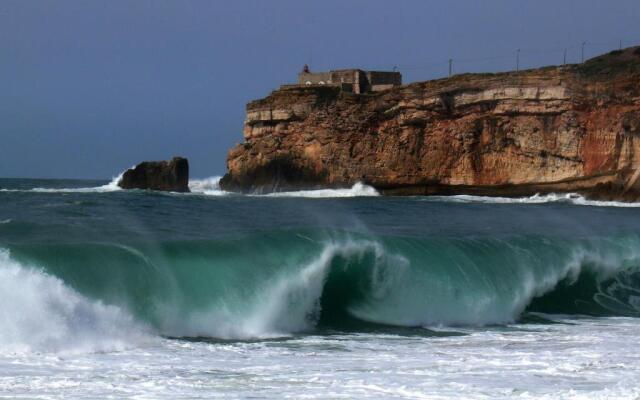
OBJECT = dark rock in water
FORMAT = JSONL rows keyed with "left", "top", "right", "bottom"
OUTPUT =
{"left": 118, "top": 157, "right": 190, "bottom": 192}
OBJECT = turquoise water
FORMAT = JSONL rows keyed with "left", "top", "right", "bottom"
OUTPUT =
{"left": 1, "top": 177, "right": 640, "bottom": 398}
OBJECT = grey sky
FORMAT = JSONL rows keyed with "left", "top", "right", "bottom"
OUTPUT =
{"left": 1, "top": 0, "right": 639, "bottom": 179}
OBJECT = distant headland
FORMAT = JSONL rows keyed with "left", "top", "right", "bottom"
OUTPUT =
{"left": 218, "top": 46, "right": 640, "bottom": 201}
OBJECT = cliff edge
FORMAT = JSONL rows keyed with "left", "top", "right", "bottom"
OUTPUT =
{"left": 221, "top": 47, "right": 640, "bottom": 200}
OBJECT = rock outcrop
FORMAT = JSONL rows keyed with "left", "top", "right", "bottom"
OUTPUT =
{"left": 118, "top": 157, "right": 190, "bottom": 192}
{"left": 220, "top": 47, "right": 640, "bottom": 200}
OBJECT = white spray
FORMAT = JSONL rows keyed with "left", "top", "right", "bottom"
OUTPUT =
{"left": 0, "top": 249, "right": 151, "bottom": 354}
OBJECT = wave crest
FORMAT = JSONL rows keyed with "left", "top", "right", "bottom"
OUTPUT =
{"left": 170, "top": 240, "right": 401, "bottom": 339}
{"left": 148, "top": 235, "right": 640, "bottom": 337}
{"left": 263, "top": 182, "right": 379, "bottom": 198}
{"left": 0, "top": 249, "right": 150, "bottom": 354}
{"left": 187, "top": 178, "right": 379, "bottom": 198}
{"left": 188, "top": 176, "right": 229, "bottom": 196}
{"left": 433, "top": 193, "right": 640, "bottom": 207}
{"left": 5, "top": 233, "right": 640, "bottom": 343}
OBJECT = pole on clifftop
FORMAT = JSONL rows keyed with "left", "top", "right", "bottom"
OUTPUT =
{"left": 581, "top": 42, "right": 586, "bottom": 63}
{"left": 516, "top": 48, "right": 520, "bottom": 72}
{"left": 563, "top": 48, "right": 567, "bottom": 65}
{"left": 448, "top": 58, "right": 452, "bottom": 77}
{"left": 620, "top": 40, "right": 623, "bottom": 50}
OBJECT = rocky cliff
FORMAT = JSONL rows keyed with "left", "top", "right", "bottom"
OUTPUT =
{"left": 118, "top": 157, "right": 190, "bottom": 192}
{"left": 221, "top": 47, "right": 640, "bottom": 200}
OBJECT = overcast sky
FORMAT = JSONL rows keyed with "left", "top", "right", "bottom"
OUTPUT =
{"left": 2, "top": 0, "right": 640, "bottom": 179}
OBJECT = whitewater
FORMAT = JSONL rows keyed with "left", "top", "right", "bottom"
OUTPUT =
{"left": 6, "top": 174, "right": 640, "bottom": 207}
{"left": 2, "top": 177, "right": 640, "bottom": 399}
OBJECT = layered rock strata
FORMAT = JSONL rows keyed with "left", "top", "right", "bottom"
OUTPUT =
{"left": 221, "top": 48, "right": 640, "bottom": 200}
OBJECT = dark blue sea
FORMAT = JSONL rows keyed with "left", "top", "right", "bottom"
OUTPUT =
{"left": 1, "top": 176, "right": 639, "bottom": 399}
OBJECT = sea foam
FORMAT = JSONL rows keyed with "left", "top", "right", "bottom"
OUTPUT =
{"left": 163, "top": 239, "right": 395, "bottom": 339}
{"left": 0, "top": 249, "right": 151, "bottom": 354}
{"left": 188, "top": 177, "right": 379, "bottom": 198}
{"left": 188, "top": 176, "right": 229, "bottom": 196}
{"left": 8, "top": 172, "right": 640, "bottom": 206}
{"left": 263, "top": 182, "right": 379, "bottom": 198}
{"left": 3, "top": 172, "right": 127, "bottom": 194}
{"left": 432, "top": 192, "right": 640, "bottom": 207}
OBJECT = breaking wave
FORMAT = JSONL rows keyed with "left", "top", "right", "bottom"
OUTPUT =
{"left": 188, "top": 176, "right": 229, "bottom": 196}
{"left": 0, "top": 249, "right": 151, "bottom": 354}
{"left": 432, "top": 193, "right": 640, "bottom": 208}
{"left": 3, "top": 231, "right": 640, "bottom": 345}
{"left": 263, "top": 182, "right": 379, "bottom": 198}
{"left": 7, "top": 179, "right": 640, "bottom": 205}
{"left": 0, "top": 172, "right": 125, "bottom": 193}
{"left": 188, "top": 177, "right": 378, "bottom": 198}
{"left": 0, "top": 175, "right": 378, "bottom": 198}
{"left": 4, "top": 171, "right": 640, "bottom": 205}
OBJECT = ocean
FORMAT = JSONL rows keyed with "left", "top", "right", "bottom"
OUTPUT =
{"left": 1, "top": 177, "right": 640, "bottom": 399}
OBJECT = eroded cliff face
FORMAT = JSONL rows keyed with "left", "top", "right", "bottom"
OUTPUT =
{"left": 221, "top": 48, "right": 640, "bottom": 200}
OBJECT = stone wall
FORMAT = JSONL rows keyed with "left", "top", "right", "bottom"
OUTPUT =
{"left": 366, "top": 71, "right": 402, "bottom": 88}
{"left": 297, "top": 69, "right": 401, "bottom": 93}
{"left": 298, "top": 71, "right": 332, "bottom": 85}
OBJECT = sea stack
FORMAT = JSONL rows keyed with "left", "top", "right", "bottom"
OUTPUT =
{"left": 221, "top": 47, "right": 640, "bottom": 200}
{"left": 118, "top": 156, "right": 190, "bottom": 192}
